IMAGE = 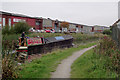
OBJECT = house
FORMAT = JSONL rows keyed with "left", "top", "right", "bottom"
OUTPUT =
{"left": 68, "top": 23, "right": 76, "bottom": 32}
{"left": 53, "top": 19, "right": 61, "bottom": 32}
{"left": 0, "top": 11, "right": 109, "bottom": 33}
{"left": 93, "top": 25, "right": 109, "bottom": 33}
{"left": 0, "top": 11, "right": 43, "bottom": 30}
{"left": 42, "top": 18, "right": 53, "bottom": 30}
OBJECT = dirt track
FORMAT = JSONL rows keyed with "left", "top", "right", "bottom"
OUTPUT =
{"left": 51, "top": 45, "right": 96, "bottom": 78}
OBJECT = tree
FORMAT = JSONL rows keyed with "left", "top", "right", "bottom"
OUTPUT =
{"left": 14, "top": 22, "right": 30, "bottom": 34}
{"left": 103, "top": 29, "right": 112, "bottom": 35}
{"left": 60, "top": 22, "right": 69, "bottom": 29}
{"left": 2, "top": 25, "right": 11, "bottom": 35}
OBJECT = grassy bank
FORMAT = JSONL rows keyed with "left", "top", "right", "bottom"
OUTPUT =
{"left": 18, "top": 42, "right": 97, "bottom": 78}
{"left": 71, "top": 37, "right": 119, "bottom": 78}
{"left": 71, "top": 49, "right": 117, "bottom": 78}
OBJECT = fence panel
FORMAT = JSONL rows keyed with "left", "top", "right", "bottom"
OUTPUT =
{"left": 112, "top": 25, "right": 120, "bottom": 49}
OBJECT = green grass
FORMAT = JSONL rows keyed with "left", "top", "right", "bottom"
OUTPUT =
{"left": 71, "top": 49, "right": 117, "bottom": 78}
{"left": 18, "top": 42, "right": 97, "bottom": 78}
{"left": 3, "top": 33, "right": 102, "bottom": 42}
{"left": 28, "top": 33, "right": 103, "bottom": 44}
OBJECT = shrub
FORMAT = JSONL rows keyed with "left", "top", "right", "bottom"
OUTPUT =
{"left": 2, "top": 22, "right": 30, "bottom": 34}
{"left": 60, "top": 22, "right": 69, "bottom": 29}
{"left": 2, "top": 26, "right": 16, "bottom": 35}
{"left": 14, "top": 22, "right": 30, "bottom": 34}
{"left": 2, "top": 26, "right": 10, "bottom": 35}
{"left": 103, "top": 29, "right": 112, "bottom": 35}
{"left": 94, "top": 36, "right": 120, "bottom": 77}
{"left": 9, "top": 27, "right": 15, "bottom": 34}
{"left": 2, "top": 54, "right": 19, "bottom": 78}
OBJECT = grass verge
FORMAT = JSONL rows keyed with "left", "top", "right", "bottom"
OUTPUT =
{"left": 18, "top": 42, "right": 97, "bottom": 78}
{"left": 71, "top": 48, "right": 117, "bottom": 78}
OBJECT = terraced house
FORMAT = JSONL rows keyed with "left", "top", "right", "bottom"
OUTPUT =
{"left": 0, "top": 11, "right": 109, "bottom": 33}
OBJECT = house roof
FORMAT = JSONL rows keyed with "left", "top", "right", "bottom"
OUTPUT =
{"left": 112, "top": 19, "right": 120, "bottom": 27}
{"left": 0, "top": 11, "right": 37, "bottom": 19}
{"left": 0, "top": 11, "right": 108, "bottom": 28}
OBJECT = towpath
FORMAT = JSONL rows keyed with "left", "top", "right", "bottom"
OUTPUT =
{"left": 51, "top": 45, "right": 96, "bottom": 78}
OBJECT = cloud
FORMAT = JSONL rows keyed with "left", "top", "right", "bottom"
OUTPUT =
{"left": 1, "top": 0, "right": 120, "bottom": 2}
{"left": 2, "top": 2, "right": 118, "bottom": 26}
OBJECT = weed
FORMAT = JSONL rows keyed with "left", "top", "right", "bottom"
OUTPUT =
{"left": 71, "top": 36, "right": 120, "bottom": 78}
{"left": 2, "top": 54, "right": 20, "bottom": 78}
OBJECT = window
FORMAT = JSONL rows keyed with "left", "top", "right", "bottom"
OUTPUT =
{"left": 92, "top": 27, "right": 94, "bottom": 32}
{"left": 36, "top": 21, "right": 40, "bottom": 25}
{"left": 0, "top": 17, "right": 2, "bottom": 22}
{"left": 0, "top": 24, "right": 1, "bottom": 29}
{"left": 81, "top": 26, "right": 83, "bottom": 28}
{"left": 9, "top": 18, "right": 11, "bottom": 29}
{"left": 3, "top": 18, "right": 5, "bottom": 27}
{"left": 13, "top": 18, "right": 26, "bottom": 22}
{"left": 13, "top": 24, "right": 15, "bottom": 27}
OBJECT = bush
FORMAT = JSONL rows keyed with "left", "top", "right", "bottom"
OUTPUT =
{"left": 2, "top": 26, "right": 15, "bottom": 35}
{"left": 9, "top": 27, "right": 15, "bottom": 34}
{"left": 94, "top": 36, "right": 120, "bottom": 77}
{"left": 2, "top": 54, "right": 19, "bottom": 78}
{"left": 103, "top": 29, "right": 112, "bottom": 35}
{"left": 14, "top": 22, "right": 30, "bottom": 34}
{"left": 2, "top": 22, "right": 30, "bottom": 35}
{"left": 2, "top": 26, "right": 11, "bottom": 35}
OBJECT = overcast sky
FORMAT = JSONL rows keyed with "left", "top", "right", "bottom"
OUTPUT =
{"left": 1, "top": 0, "right": 120, "bottom": 27}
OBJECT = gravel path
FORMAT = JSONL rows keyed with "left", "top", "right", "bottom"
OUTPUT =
{"left": 51, "top": 45, "right": 96, "bottom": 78}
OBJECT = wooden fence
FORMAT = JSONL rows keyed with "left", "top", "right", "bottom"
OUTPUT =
{"left": 112, "top": 23, "right": 120, "bottom": 49}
